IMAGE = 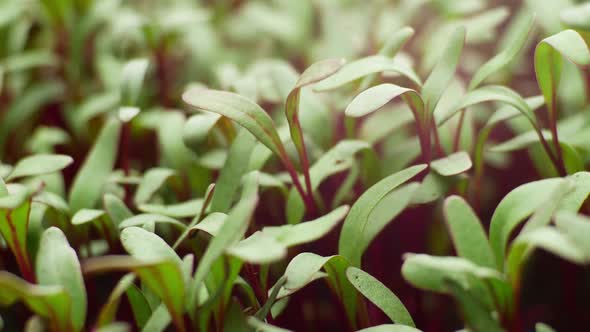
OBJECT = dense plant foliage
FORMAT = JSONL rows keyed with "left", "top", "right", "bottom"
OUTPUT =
{"left": 2, "top": 0, "right": 590, "bottom": 331}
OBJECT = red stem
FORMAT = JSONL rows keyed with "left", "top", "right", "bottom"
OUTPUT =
{"left": 452, "top": 110, "right": 466, "bottom": 152}
{"left": 280, "top": 147, "right": 316, "bottom": 215}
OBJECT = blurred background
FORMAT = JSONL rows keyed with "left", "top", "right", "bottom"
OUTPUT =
{"left": 1, "top": 0, "right": 590, "bottom": 331}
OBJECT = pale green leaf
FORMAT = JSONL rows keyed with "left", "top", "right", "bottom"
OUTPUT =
{"left": 346, "top": 267, "right": 414, "bottom": 327}
{"left": 69, "top": 118, "right": 121, "bottom": 212}
{"left": 36, "top": 227, "right": 87, "bottom": 332}
{"left": 430, "top": 152, "right": 472, "bottom": 176}
{"left": 444, "top": 196, "right": 496, "bottom": 268}
{"left": 339, "top": 164, "right": 427, "bottom": 266}
{"left": 313, "top": 55, "right": 422, "bottom": 92}
{"left": 134, "top": 168, "right": 176, "bottom": 205}
{"left": 6, "top": 154, "right": 73, "bottom": 181}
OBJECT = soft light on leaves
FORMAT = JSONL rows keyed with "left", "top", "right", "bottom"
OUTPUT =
{"left": 346, "top": 267, "right": 414, "bottom": 327}
{"left": 6, "top": 154, "right": 73, "bottom": 181}
{"left": 0, "top": 271, "right": 71, "bottom": 332}
{"left": 138, "top": 198, "right": 203, "bottom": 218}
{"left": 489, "top": 175, "right": 590, "bottom": 270}
{"left": 468, "top": 12, "right": 534, "bottom": 90}
{"left": 72, "top": 209, "right": 106, "bottom": 225}
{"left": 440, "top": 85, "right": 536, "bottom": 127}
{"left": 182, "top": 88, "right": 285, "bottom": 158}
{"left": 345, "top": 84, "right": 423, "bottom": 119}
{"left": 430, "top": 152, "right": 472, "bottom": 176}
{"left": 119, "top": 214, "right": 186, "bottom": 230}
{"left": 0, "top": 191, "right": 33, "bottom": 281}
{"left": 120, "top": 58, "right": 149, "bottom": 106}
{"left": 285, "top": 58, "right": 344, "bottom": 200}
{"left": 536, "top": 323, "right": 557, "bottom": 332}
{"left": 36, "top": 227, "right": 87, "bottom": 332}
{"left": 83, "top": 256, "right": 185, "bottom": 332}
{"left": 356, "top": 325, "right": 423, "bottom": 332}
{"left": 96, "top": 274, "right": 136, "bottom": 327}
{"left": 421, "top": 27, "right": 466, "bottom": 113}
{"left": 445, "top": 280, "right": 504, "bottom": 332}
{"left": 134, "top": 168, "right": 176, "bottom": 205}
{"left": 275, "top": 253, "right": 335, "bottom": 299}
{"left": 188, "top": 172, "right": 259, "bottom": 310}
{"left": 188, "top": 212, "right": 227, "bottom": 237}
{"left": 535, "top": 29, "right": 590, "bottom": 124}
{"left": 120, "top": 226, "right": 182, "bottom": 267}
{"left": 401, "top": 254, "right": 504, "bottom": 293}
{"left": 210, "top": 130, "right": 257, "bottom": 213}
{"left": 561, "top": 3, "right": 590, "bottom": 31}
{"left": 69, "top": 118, "right": 121, "bottom": 212}
{"left": 226, "top": 231, "right": 287, "bottom": 264}
{"left": 444, "top": 196, "right": 496, "bottom": 269}
{"left": 555, "top": 212, "right": 590, "bottom": 259}
{"left": 103, "top": 194, "right": 133, "bottom": 228}
{"left": 313, "top": 55, "right": 422, "bottom": 92}
{"left": 182, "top": 113, "right": 221, "bottom": 150}
{"left": 264, "top": 205, "right": 349, "bottom": 247}
{"left": 339, "top": 164, "right": 427, "bottom": 266}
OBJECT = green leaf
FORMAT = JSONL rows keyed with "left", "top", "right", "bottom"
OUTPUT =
{"left": 520, "top": 180, "right": 575, "bottom": 234}
{"left": 36, "top": 227, "right": 87, "bottom": 332}
{"left": 263, "top": 205, "right": 349, "bottom": 247}
{"left": 0, "top": 189, "right": 33, "bottom": 280}
{"left": 489, "top": 176, "right": 590, "bottom": 270}
{"left": 443, "top": 196, "right": 496, "bottom": 268}
{"left": 285, "top": 58, "right": 344, "bottom": 184}
{"left": 313, "top": 55, "right": 422, "bottom": 92}
{"left": 421, "top": 27, "right": 465, "bottom": 113}
{"left": 507, "top": 227, "right": 586, "bottom": 276}
{"left": 188, "top": 212, "right": 227, "bottom": 237}
{"left": 346, "top": 267, "right": 414, "bottom": 327}
{"left": 173, "top": 183, "right": 216, "bottom": 249}
{"left": 6, "top": 154, "right": 73, "bottom": 181}
{"left": 120, "top": 58, "right": 149, "bottom": 106}
{"left": 439, "top": 85, "right": 536, "bottom": 127}
{"left": 127, "top": 284, "right": 152, "bottom": 330}
{"left": 339, "top": 164, "right": 427, "bottom": 266}
{"left": 72, "top": 209, "right": 106, "bottom": 226}
{"left": 345, "top": 84, "right": 424, "bottom": 119}
{"left": 96, "top": 322, "right": 131, "bottom": 332}
{"left": 226, "top": 231, "right": 287, "bottom": 264}
{"left": 275, "top": 253, "right": 339, "bottom": 299}
{"left": 97, "top": 274, "right": 136, "bottom": 327}
{"left": 561, "top": 3, "right": 590, "bottom": 31}
{"left": 138, "top": 198, "right": 203, "bottom": 218}
{"left": 445, "top": 280, "right": 503, "bottom": 332}
{"left": 286, "top": 140, "right": 369, "bottom": 224}
{"left": 188, "top": 172, "right": 259, "bottom": 311}
{"left": 83, "top": 256, "right": 185, "bottom": 332}
{"left": 555, "top": 212, "right": 590, "bottom": 259}
{"left": 120, "top": 227, "right": 182, "bottom": 267}
{"left": 69, "top": 118, "right": 122, "bottom": 213}
{"left": 536, "top": 323, "right": 556, "bottom": 332}
{"left": 401, "top": 254, "right": 504, "bottom": 293}
{"left": 535, "top": 29, "right": 590, "bottom": 124}
{"left": 0, "top": 271, "right": 71, "bottom": 332}
{"left": 183, "top": 89, "right": 285, "bottom": 158}
{"left": 430, "top": 152, "right": 472, "bottom": 176}
{"left": 468, "top": 12, "right": 534, "bottom": 90}
{"left": 356, "top": 325, "right": 423, "bottom": 332}
{"left": 247, "top": 316, "right": 292, "bottom": 332}
{"left": 119, "top": 214, "right": 186, "bottom": 230}
{"left": 210, "top": 130, "right": 257, "bottom": 213}
{"left": 182, "top": 113, "right": 221, "bottom": 152}
{"left": 134, "top": 168, "right": 176, "bottom": 205}
{"left": 103, "top": 194, "right": 133, "bottom": 228}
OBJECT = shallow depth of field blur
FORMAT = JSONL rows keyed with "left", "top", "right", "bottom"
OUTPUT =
{"left": 1, "top": 0, "right": 590, "bottom": 331}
